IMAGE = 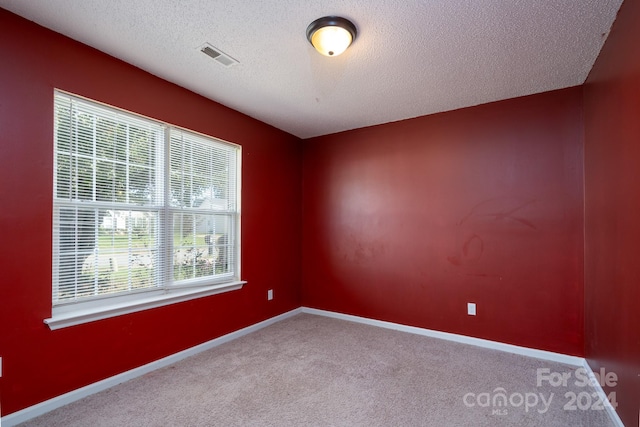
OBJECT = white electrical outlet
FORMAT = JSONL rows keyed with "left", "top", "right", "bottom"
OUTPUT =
{"left": 267, "top": 289, "right": 273, "bottom": 301}
{"left": 467, "top": 303, "right": 476, "bottom": 316}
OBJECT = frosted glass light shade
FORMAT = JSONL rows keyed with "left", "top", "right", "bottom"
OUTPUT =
{"left": 307, "top": 16, "right": 357, "bottom": 57}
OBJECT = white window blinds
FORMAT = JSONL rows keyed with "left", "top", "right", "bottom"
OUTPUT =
{"left": 169, "top": 129, "right": 238, "bottom": 284}
{"left": 53, "top": 92, "right": 240, "bottom": 306}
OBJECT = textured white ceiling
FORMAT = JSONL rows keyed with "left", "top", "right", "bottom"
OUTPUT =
{"left": 0, "top": 0, "right": 623, "bottom": 138}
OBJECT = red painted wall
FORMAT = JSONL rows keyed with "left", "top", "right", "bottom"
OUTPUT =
{"left": 0, "top": 9, "right": 301, "bottom": 416}
{"left": 584, "top": 0, "right": 640, "bottom": 425}
{"left": 302, "top": 87, "right": 585, "bottom": 356}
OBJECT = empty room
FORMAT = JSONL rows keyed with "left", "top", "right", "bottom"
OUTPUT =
{"left": 0, "top": 1, "right": 638, "bottom": 426}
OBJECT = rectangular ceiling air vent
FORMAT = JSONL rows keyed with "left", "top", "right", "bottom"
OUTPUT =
{"left": 199, "top": 43, "right": 239, "bottom": 67}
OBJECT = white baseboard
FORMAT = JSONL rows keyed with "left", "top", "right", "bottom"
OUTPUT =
{"left": 301, "top": 307, "right": 584, "bottom": 365}
{"left": 580, "top": 359, "right": 625, "bottom": 427}
{"left": 1, "top": 308, "right": 302, "bottom": 427}
{"left": 302, "top": 307, "right": 625, "bottom": 427}
{"left": 3, "top": 306, "right": 624, "bottom": 427}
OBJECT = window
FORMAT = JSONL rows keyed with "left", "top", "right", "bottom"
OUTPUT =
{"left": 48, "top": 91, "right": 242, "bottom": 329}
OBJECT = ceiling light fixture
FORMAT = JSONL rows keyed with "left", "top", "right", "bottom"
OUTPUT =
{"left": 306, "top": 16, "right": 357, "bottom": 57}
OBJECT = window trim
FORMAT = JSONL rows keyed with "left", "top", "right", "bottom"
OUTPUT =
{"left": 44, "top": 280, "right": 246, "bottom": 330}
{"left": 47, "top": 90, "right": 244, "bottom": 329}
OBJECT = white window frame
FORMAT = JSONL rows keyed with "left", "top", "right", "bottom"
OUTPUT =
{"left": 46, "top": 91, "right": 244, "bottom": 330}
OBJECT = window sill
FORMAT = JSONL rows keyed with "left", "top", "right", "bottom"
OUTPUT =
{"left": 44, "top": 281, "right": 246, "bottom": 330}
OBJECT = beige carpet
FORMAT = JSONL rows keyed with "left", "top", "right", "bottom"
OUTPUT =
{"left": 20, "top": 314, "right": 615, "bottom": 426}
